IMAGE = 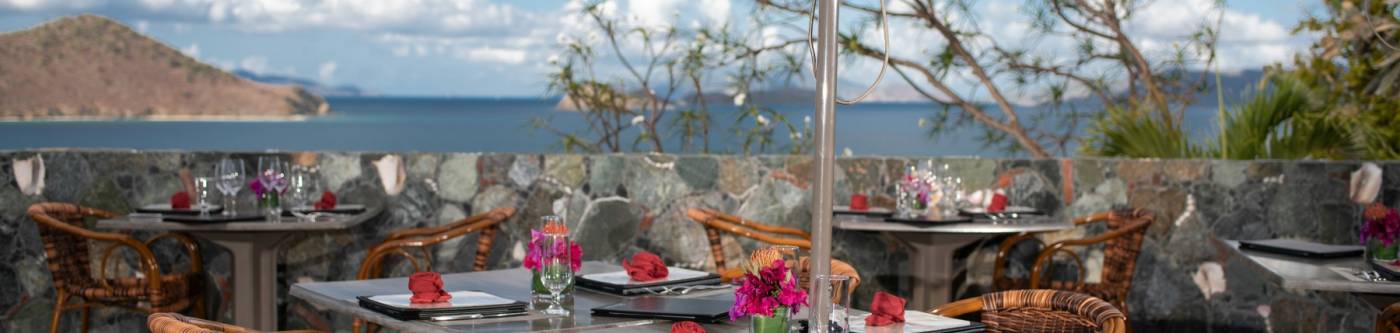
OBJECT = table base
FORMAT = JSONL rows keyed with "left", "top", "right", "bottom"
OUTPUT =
{"left": 202, "top": 232, "right": 292, "bottom": 331}
{"left": 894, "top": 233, "right": 986, "bottom": 310}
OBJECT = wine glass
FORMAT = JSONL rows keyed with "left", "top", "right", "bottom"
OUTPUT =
{"left": 538, "top": 232, "right": 574, "bottom": 316}
{"left": 257, "top": 156, "right": 288, "bottom": 220}
{"left": 214, "top": 158, "right": 244, "bottom": 216}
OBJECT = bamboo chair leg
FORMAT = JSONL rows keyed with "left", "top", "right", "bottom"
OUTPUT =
{"left": 80, "top": 306, "right": 90, "bottom": 333}
{"left": 49, "top": 291, "right": 66, "bottom": 333}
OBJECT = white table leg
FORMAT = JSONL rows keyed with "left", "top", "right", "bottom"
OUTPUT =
{"left": 893, "top": 233, "right": 986, "bottom": 310}
{"left": 200, "top": 233, "right": 290, "bottom": 331}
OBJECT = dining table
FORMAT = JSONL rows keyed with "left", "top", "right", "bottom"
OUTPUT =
{"left": 291, "top": 261, "right": 980, "bottom": 332}
{"left": 833, "top": 212, "right": 1073, "bottom": 310}
{"left": 95, "top": 204, "right": 384, "bottom": 331}
{"left": 1217, "top": 238, "right": 1400, "bottom": 308}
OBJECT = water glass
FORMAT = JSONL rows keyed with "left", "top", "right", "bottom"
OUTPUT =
{"left": 287, "top": 166, "right": 320, "bottom": 209}
{"left": 539, "top": 232, "right": 574, "bottom": 316}
{"left": 215, "top": 159, "right": 244, "bottom": 216}
{"left": 192, "top": 176, "right": 214, "bottom": 217}
{"left": 811, "top": 275, "right": 852, "bottom": 333}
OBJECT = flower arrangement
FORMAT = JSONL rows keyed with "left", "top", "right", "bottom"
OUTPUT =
{"left": 1362, "top": 203, "right": 1400, "bottom": 258}
{"left": 729, "top": 259, "right": 808, "bottom": 321}
{"left": 523, "top": 229, "right": 582, "bottom": 272}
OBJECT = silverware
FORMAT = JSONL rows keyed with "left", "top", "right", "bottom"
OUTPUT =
{"left": 637, "top": 284, "right": 733, "bottom": 296}
{"left": 429, "top": 311, "right": 529, "bottom": 322}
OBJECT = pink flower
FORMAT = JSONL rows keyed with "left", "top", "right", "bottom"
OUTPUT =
{"left": 524, "top": 228, "right": 582, "bottom": 272}
{"left": 729, "top": 257, "right": 808, "bottom": 320}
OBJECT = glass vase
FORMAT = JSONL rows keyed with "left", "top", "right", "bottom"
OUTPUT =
{"left": 531, "top": 269, "right": 574, "bottom": 301}
{"left": 261, "top": 192, "right": 281, "bottom": 222}
{"left": 750, "top": 306, "right": 788, "bottom": 333}
{"left": 1369, "top": 239, "right": 1399, "bottom": 261}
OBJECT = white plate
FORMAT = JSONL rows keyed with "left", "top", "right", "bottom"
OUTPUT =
{"left": 961, "top": 206, "right": 1039, "bottom": 214}
{"left": 367, "top": 290, "right": 518, "bottom": 309}
{"left": 140, "top": 203, "right": 222, "bottom": 212}
{"left": 849, "top": 311, "right": 976, "bottom": 333}
{"left": 579, "top": 267, "right": 711, "bottom": 286}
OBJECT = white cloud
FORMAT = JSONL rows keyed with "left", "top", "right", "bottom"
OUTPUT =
{"left": 180, "top": 43, "right": 199, "bottom": 58}
{"left": 239, "top": 55, "right": 268, "bottom": 74}
{"left": 456, "top": 47, "right": 527, "bottom": 65}
{"left": 135, "top": 20, "right": 149, "bottom": 33}
{"left": 318, "top": 60, "right": 337, "bottom": 82}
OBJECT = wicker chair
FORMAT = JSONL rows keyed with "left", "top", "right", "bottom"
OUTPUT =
{"left": 993, "top": 208, "right": 1153, "bottom": 315}
{"left": 1378, "top": 302, "right": 1400, "bottom": 333}
{"left": 684, "top": 208, "right": 860, "bottom": 290}
{"left": 352, "top": 207, "right": 515, "bottom": 333}
{"left": 932, "top": 289, "right": 1127, "bottom": 333}
{"left": 29, "top": 202, "right": 206, "bottom": 333}
{"left": 148, "top": 312, "right": 321, "bottom": 333}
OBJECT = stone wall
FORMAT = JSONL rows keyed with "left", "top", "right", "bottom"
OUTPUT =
{"left": 0, "top": 150, "right": 1393, "bottom": 332}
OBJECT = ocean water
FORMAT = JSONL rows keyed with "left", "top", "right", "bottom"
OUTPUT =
{"left": 0, "top": 97, "right": 1220, "bottom": 156}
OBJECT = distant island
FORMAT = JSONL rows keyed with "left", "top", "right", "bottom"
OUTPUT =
{"left": 0, "top": 15, "right": 329, "bottom": 120}
{"left": 233, "top": 70, "right": 372, "bottom": 97}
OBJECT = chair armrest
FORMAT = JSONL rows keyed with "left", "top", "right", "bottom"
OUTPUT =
{"left": 384, "top": 207, "right": 514, "bottom": 242}
{"left": 145, "top": 232, "right": 204, "bottom": 275}
{"left": 929, "top": 297, "right": 981, "bottom": 316}
{"left": 97, "top": 236, "right": 164, "bottom": 295}
{"left": 358, "top": 216, "right": 505, "bottom": 279}
{"left": 702, "top": 208, "right": 812, "bottom": 239}
{"left": 993, "top": 233, "right": 1044, "bottom": 281}
{"left": 1027, "top": 219, "right": 1150, "bottom": 288}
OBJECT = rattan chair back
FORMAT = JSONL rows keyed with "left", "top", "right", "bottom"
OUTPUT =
{"left": 932, "top": 289, "right": 1127, "bottom": 333}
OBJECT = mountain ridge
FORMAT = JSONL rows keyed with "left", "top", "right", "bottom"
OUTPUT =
{"left": 0, "top": 15, "right": 329, "bottom": 119}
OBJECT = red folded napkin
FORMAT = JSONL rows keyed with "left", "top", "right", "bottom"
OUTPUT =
{"left": 850, "top": 194, "right": 869, "bottom": 211}
{"left": 987, "top": 191, "right": 1008, "bottom": 213}
{"left": 865, "top": 291, "right": 907, "bottom": 327}
{"left": 671, "top": 321, "right": 706, "bottom": 333}
{"left": 314, "top": 191, "right": 337, "bottom": 210}
{"left": 170, "top": 192, "right": 191, "bottom": 209}
{"left": 622, "top": 251, "right": 669, "bottom": 282}
{"left": 408, "top": 272, "right": 452, "bottom": 304}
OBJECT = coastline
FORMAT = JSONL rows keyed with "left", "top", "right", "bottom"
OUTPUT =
{"left": 0, "top": 114, "right": 312, "bottom": 122}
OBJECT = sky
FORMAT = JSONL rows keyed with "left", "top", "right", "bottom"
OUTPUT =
{"left": 0, "top": 0, "right": 1324, "bottom": 98}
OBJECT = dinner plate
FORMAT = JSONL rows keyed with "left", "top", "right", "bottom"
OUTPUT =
{"left": 834, "top": 205, "right": 894, "bottom": 217}
{"left": 136, "top": 203, "right": 223, "bottom": 215}
{"left": 285, "top": 204, "right": 366, "bottom": 215}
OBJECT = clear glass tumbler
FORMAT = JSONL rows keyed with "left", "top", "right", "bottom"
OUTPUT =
{"left": 812, "top": 274, "right": 852, "bottom": 333}
{"left": 192, "top": 176, "right": 214, "bottom": 217}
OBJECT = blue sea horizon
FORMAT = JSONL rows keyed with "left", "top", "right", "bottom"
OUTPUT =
{"left": 0, "top": 97, "right": 1221, "bottom": 156}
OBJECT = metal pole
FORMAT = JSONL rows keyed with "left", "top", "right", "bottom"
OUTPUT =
{"left": 808, "top": 0, "right": 838, "bottom": 330}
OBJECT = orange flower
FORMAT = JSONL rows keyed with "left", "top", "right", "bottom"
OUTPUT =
{"left": 1366, "top": 203, "right": 1391, "bottom": 221}
{"left": 542, "top": 221, "right": 569, "bottom": 234}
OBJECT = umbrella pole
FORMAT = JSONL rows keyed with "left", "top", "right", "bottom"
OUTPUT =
{"left": 808, "top": 0, "right": 838, "bottom": 330}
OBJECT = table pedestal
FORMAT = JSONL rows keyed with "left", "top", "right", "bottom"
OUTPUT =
{"left": 893, "top": 233, "right": 986, "bottom": 310}
{"left": 200, "top": 232, "right": 292, "bottom": 331}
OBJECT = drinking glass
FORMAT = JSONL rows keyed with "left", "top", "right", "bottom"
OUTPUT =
{"left": 286, "top": 166, "right": 319, "bottom": 210}
{"left": 813, "top": 275, "right": 852, "bottom": 333}
{"left": 214, "top": 159, "right": 244, "bottom": 216}
{"left": 192, "top": 176, "right": 214, "bottom": 217}
{"left": 257, "top": 157, "right": 288, "bottom": 221}
{"left": 538, "top": 232, "right": 574, "bottom": 316}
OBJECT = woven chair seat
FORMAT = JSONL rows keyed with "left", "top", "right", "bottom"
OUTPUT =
{"left": 78, "top": 272, "right": 201, "bottom": 312}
